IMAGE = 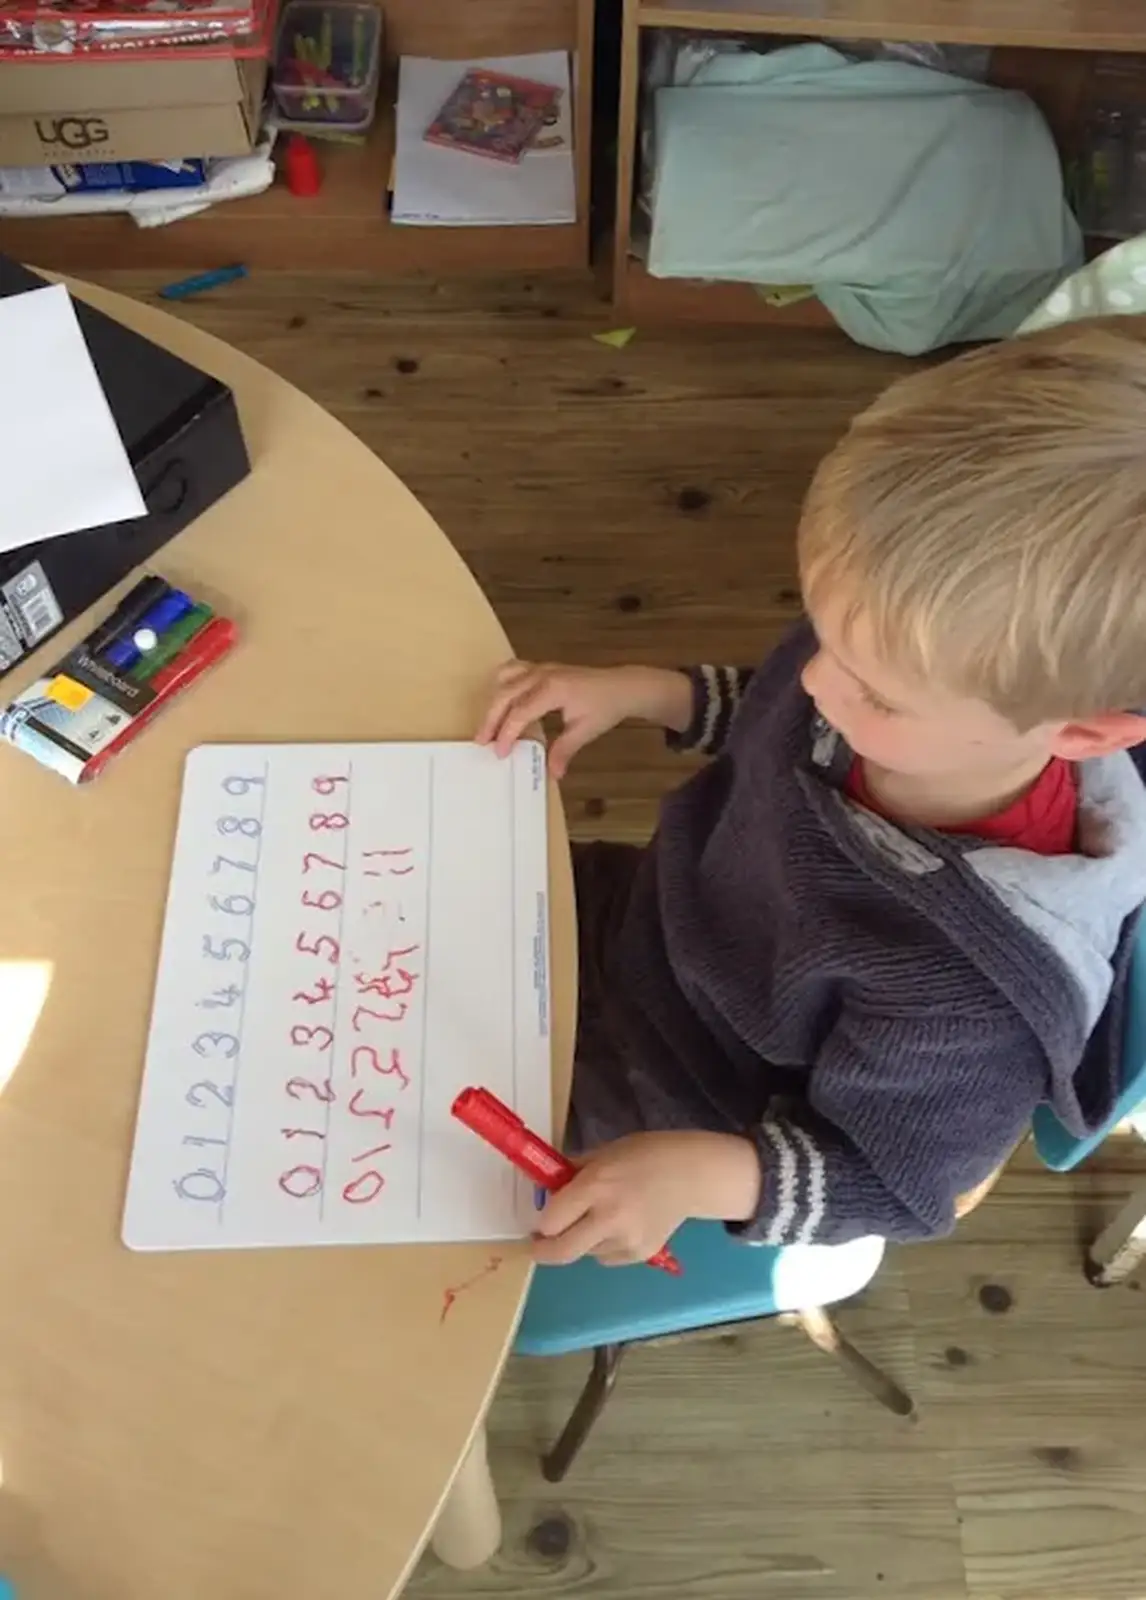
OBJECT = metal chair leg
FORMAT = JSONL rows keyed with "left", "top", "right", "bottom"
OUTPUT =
{"left": 541, "top": 1342, "right": 626, "bottom": 1482}
{"left": 795, "top": 1306, "right": 915, "bottom": 1417}
{"left": 1083, "top": 1176, "right": 1146, "bottom": 1287}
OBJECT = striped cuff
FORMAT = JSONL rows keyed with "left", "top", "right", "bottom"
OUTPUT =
{"left": 666, "top": 665, "right": 754, "bottom": 756}
{"left": 728, "top": 1117, "right": 828, "bottom": 1247}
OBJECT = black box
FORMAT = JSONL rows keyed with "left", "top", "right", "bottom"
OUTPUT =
{"left": 0, "top": 257, "right": 249, "bottom": 676}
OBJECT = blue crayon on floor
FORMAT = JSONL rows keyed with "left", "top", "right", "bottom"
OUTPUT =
{"left": 158, "top": 264, "right": 248, "bottom": 301}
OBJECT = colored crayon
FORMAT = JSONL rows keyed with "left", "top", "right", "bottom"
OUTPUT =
{"left": 158, "top": 265, "right": 248, "bottom": 301}
{"left": 127, "top": 603, "right": 214, "bottom": 684}
{"left": 102, "top": 588, "right": 193, "bottom": 671}
{"left": 85, "top": 576, "right": 170, "bottom": 656}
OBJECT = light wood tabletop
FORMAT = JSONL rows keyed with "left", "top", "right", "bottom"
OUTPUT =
{"left": 0, "top": 278, "right": 575, "bottom": 1600}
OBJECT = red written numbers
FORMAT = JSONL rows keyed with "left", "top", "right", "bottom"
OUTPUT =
{"left": 291, "top": 1023, "right": 333, "bottom": 1050}
{"left": 350, "top": 1044, "right": 410, "bottom": 1092}
{"left": 302, "top": 888, "right": 341, "bottom": 911}
{"left": 278, "top": 816, "right": 420, "bottom": 1209}
{"left": 352, "top": 1001, "right": 407, "bottom": 1027}
{"left": 302, "top": 852, "right": 343, "bottom": 874}
{"left": 351, "top": 1142, "right": 392, "bottom": 1164}
{"left": 279, "top": 1164, "right": 322, "bottom": 1198}
{"left": 349, "top": 1092, "right": 395, "bottom": 1127}
{"left": 293, "top": 976, "right": 335, "bottom": 1006}
{"left": 343, "top": 1170, "right": 385, "bottom": 1204}
{"left": 286, "top": 1076, "right": 334, "bottom": 1103}
{"left": 296, "top": 931, "right": 339, "bottom": 964}
{"left": 363, "top": 847, "right": 414, "bottom": 878}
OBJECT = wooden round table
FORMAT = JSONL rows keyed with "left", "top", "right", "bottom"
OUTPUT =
{"left": 0, "top": 280, "right": 575, "bottom": 1599}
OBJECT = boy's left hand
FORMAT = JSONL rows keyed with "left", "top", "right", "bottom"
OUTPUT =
{"left": 532, "top": 1130, "right": 761, "bottom": 1267}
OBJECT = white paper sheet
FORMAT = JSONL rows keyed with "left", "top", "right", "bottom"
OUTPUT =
{"left": 123, "top": 740, "right": 552, "bottom": 1253}
{"left": 0, "top": 283, "right": 146, "bottom": 551}
{"left": 393, "top": 53, "right": 576, "bottom": 227}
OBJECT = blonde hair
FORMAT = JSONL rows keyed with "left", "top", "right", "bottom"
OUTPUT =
{"left": 798, "top": 317, "right": 1146, "bottom": 727}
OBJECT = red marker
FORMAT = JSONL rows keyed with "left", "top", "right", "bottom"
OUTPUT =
{"left": 149, "top": 615, "right": 236, "bottom": 695}
{"left": 451, "top": 1086, "right": 683, "bottom": 1276}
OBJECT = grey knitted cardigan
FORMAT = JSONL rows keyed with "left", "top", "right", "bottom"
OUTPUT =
{"left": 574, "top": 623, "right": 1146, "bottom": 1244}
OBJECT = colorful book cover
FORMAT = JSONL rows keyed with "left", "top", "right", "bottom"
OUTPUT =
{"left": 423, "top": 69, "right": 561, "bottom": 165}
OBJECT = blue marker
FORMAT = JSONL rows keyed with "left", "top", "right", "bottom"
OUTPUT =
{"left": 102, "top": 588, "right": 193, "bottom": 671}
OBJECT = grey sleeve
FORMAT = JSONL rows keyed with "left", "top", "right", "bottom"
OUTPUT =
{"left": 666, "top": 666, "right": 755, "bottom": 757}
{"left": 728, "top": 998, "right": 1048, "bottom": 1245}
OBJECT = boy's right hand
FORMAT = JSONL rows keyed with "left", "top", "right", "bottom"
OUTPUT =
{"left": 476, "top": 661, "right": 692, "bottom": 779}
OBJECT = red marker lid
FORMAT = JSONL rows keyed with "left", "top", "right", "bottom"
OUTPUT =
{"left": 284, "top": 135, "right": 322, "bottom": 198}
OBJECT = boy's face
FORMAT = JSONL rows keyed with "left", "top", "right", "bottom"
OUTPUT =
{"left": 801, "top": 596, "right": 1054, "bottom": 779}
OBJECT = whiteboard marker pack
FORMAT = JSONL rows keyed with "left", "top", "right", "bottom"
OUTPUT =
{"left": 0, "top": 574, "right": 237, "bottom": 783}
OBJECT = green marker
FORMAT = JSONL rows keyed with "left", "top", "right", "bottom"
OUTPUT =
{"left": 128, "top": 602, "right": 214, "bottom": 683}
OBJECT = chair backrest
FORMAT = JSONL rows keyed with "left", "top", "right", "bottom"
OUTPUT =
{"left": 1033, "top": 911, "right": 1146, "bottom": 1171}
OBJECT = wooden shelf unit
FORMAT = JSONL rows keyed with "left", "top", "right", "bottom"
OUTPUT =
{"left": 0, "top": 0, "right": 594, "bottom": 276}
{"left": 612, "top": 0, "right": 1146, "bottom": 324}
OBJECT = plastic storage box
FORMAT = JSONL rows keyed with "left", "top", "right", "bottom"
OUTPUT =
{"left": 272, "top": 0, "right": 382, "bottom": 131}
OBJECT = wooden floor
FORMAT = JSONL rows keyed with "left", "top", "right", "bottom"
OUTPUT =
{"left": 87, "top": 267, "right": 1146, "bottom": 1600}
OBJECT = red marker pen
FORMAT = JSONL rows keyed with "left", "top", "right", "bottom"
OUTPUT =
{"left": 451, "top": 1086, "right": 683, "bottom": 1277}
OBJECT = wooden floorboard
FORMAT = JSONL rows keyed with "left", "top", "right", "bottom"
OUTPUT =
{"left": 80, "top": 267, "right": 1146, "bottom": 1599}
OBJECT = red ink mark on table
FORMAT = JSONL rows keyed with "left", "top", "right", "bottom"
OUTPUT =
{"left": 439, "top": 1255, "right": 506, "bottom": 1325}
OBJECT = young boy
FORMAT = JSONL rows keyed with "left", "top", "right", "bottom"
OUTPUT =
{"left": 477, "top": 317, "right": 1146, "bottom": 1269}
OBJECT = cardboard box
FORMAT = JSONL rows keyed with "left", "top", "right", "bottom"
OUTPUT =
{"left": 0, "top": 58, "right": 265, "bottom": 164}
{"left": 0, "top": 257, "right": 250, "bottom": 678}
{"left": 0, "top": 56, "right": 256, "bottom": 114}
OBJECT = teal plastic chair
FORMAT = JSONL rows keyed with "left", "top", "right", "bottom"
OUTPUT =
{"left": 517, "top": 908, "right": 1146, "bottom": 1481}
{"left": 514, "top": 1221, "right": 908, "bottom": 1480}
{"left": 1034, "top": 912, "right": 1146, "bottom": 1288}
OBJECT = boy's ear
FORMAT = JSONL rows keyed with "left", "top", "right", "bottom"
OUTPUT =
{"left": 1051, "top": 712, "right": 1146, "bottom": 760}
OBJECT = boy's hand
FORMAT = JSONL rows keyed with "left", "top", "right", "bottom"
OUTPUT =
{"left": 532, "top": 1130, "right": 761, "bottom": 1267}
{"left": 476, "top": 661, "right": 692, "bottom": 779}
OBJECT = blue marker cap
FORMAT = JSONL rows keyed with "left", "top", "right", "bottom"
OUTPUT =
{"left": 102, "top": 588, "right": 193, "bottom": 671}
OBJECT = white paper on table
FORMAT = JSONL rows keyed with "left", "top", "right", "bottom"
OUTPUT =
{"left": 393, "top": 52, "right": 576, "bottom": 227}
{"left": 0, "top": 283, "right": 146, "bottom": 551}
{"left": 122, "top": 740, "right": 552, "bottom": 1253}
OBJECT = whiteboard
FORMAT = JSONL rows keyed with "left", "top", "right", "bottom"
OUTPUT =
{"left": 123, "top": 741, "right": 551, "bottom": 1252}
